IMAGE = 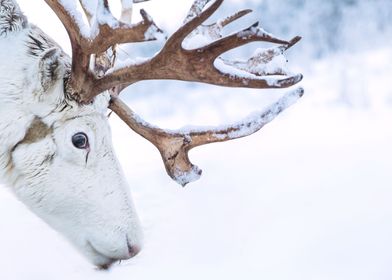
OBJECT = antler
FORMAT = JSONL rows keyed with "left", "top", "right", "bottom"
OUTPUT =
{"left": 46, "top": 0, "right": 304, "bottom": 185}
{"left": 44, "top": 0, "right": 163, "bottom": 103}
{"left": 110, "top": 88, "right": 304, "bottom": 186}
{"left": 94, "top": 0, "right": 302, "bottom": 96}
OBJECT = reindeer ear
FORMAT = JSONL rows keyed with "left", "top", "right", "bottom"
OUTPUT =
{"left": 39, "top": 48, "right": 65, "bottom": 92}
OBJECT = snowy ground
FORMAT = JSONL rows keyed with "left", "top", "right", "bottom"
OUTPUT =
{"left": 1, "top": 1, "right": 392, "bottom": 280}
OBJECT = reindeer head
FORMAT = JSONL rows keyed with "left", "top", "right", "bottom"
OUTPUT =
{"left": 0, "top": 22, "right": 142, "bottom": 267}
{"left": 1, "top": 0, "right": 303, "bottom": 269}
{"left": 11, "top": 101, "right": 143, "bottom": 268}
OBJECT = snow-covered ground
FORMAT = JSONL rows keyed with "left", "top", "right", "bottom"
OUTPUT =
{"left": 1, "top": 1, "right": 391, "bottom": 279}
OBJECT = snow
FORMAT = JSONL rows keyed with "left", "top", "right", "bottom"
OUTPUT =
{"left": 78, "top": 0, "right": 96, "bottom": 18}
{"left": 172, "top": 165, "right": 202, "bottom": 186}
{"left": 215, "top": 58, "right": 255, "bottom": 78}
{"left": 58, "top": 0, "right": 91, "bottom": 38}
{"left": 245, "top": 47, "right": 289, "bottom": 76}
{"left": 213, "top": 58, "right": 295, "bottom": 87}
{"left": 121, "top": 0, "right": 133, "bottom": 10}
{"left": 144, "top": 23, "right": 166, "bottom": 41}
{"left": 95, "top": 0, "right": 119, "bottom": 28}
{"left": 109, "top": 56, "right": 150, "bottom": 74}
{"left": 224, "top": 87, "right": 303, "bottom": 139}
{"left": 120, "top": 0, "right": 133, "bottom": 24}
{"left": 238, "top": 25, "right": 272, "bottom": 40}
{"left": 1, "top": 0, "right": 392, "bottom": 279}
{"left": 183, "top": 32, "right": 213, "bottom": 49}
{"left": 183, "top": 0, "right": 211, "bottom": 25}
{"left": 174, "top": 87, "right": 302, "bottom": 141}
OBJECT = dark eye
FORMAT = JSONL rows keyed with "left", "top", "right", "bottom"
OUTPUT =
{"left": 72, "top": 132, "right": 89, "bottom": 149}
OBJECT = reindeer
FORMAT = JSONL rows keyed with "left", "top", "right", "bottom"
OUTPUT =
{"left": 0, "top": 0, "right": 303, "bottom": 269}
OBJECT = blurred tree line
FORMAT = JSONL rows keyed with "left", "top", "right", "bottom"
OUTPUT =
{"left": 122, "top": 0, "right": 392, "bottom": 108}
{"left": 241, "top": 0, "right": 392, "bottom": 59}
{"left": 126, "top": 0, "right": 392, "bottom": 61}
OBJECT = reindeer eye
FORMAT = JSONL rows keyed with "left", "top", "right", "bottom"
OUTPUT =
{"left": 72, "top": 132, "right": 89, "bottom": 149}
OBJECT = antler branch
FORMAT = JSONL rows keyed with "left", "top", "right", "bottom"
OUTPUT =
{"left": 110, "top": 88, "right": 304, "bottom": 186}
{"left": 94, "top": 0, "right": 302, "bottom": 95}
{"left": 44, "top": 0, "right": 163, "bottom": 103}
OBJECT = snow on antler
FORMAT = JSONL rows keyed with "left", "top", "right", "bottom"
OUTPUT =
{"left": 183, "top": 9, "right": 252, "bottom": 49}
{"left": 111, "top": 88, "right": 304, "bottom": 186}
{"left": 215, "top": 36, "right": 302, "bottom": 86}
{"left": 184, "top": 0, "right": 211, "bottom": 24}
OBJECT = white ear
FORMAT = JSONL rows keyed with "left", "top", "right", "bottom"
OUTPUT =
{"left": 39, "top": 47, "right": 65, "bottom": 92}
{"left": 26, "top": 47, "right": 68, "bottom": 117}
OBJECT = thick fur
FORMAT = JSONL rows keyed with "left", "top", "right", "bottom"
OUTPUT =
{"left": 0, "top": 0, "right": 142, "bottom": 267}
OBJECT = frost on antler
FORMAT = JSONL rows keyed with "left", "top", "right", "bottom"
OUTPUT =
{"left": 46, "top": 0, "right": 304, "bottom": 185}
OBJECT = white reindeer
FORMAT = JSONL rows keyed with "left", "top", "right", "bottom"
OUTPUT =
{"left": 0, "top": 0, "right": 303, "bottom": 269}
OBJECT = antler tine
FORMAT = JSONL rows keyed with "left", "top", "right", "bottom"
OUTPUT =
{"left": 219, "top": 9, "right": 252, "bottom": 27}
{"left": 221, "top": 36, "right": 302, "bottom": 77}
{"left": 45, "top": 0, "right": 87, "bottom": 43}
{"left": 197, "top": 22, "right": 291, "bottom": 59}
{"left": 183, "top": 0, "right": 212, "bottom": 24}
{"left": 110, "top": 87, "right": 304, "bottom": 186}
{"left": 166, "top": 0, "right": 223, "bottom": 49}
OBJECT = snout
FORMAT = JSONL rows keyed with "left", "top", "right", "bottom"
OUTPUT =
{"left": 128, "top": 243, "right": 142, "bottom": 258}
{"left": 96, "top": 245, "right": 142, "bottom": 270}
{"left": 88, "top": 237, "right": 142, "bottom": 269}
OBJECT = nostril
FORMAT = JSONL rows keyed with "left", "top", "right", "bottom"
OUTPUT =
{"left": 128, "top": 244, "right": 141, "bottom": 258}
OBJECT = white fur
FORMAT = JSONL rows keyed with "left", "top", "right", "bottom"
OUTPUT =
{"left": 0, "top": 0, "right": 142, "bottom": 267}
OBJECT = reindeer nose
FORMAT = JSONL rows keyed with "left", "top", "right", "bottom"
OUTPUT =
{"left": 128, "top": 243, "right": 141, "bottom": 258}
{"left": 96, "top": 243, "right": 141, "bottom": 270}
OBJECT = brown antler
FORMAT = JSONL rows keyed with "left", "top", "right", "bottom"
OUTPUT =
{"left": 46, "top": 0, "right": 304, "bottom": 185}
{"left": 44, "top": 0, "right": 163, "bottom": 103}
{"left": 110, "top": 88, "right": 304, "bottom": 186}
{"left": 93, "top": 0, "right": 302, "bottom": 96}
